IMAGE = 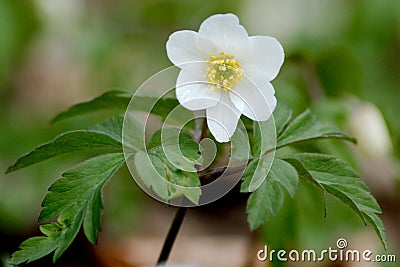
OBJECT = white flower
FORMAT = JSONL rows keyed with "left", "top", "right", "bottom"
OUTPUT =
{"left": 166, "top": 13, "right": 284, "bottom": 142}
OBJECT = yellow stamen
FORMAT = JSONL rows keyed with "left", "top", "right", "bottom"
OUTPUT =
{"left": 206, "top": 52, "right": 243, "bottom": 92}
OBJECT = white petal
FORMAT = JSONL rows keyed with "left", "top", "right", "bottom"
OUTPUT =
{"left": 198, "top": 14, "right": 250, "bottom": 57}
{"left": 166, "top": 30, "right": 208, "bottom": 66}
{"left": 206, "top": 93, "right": 241, "bottom": 142}
{"left": 229, "top": 76, "right": 276, "bottom": 121}
{"left": 176, "top": 64, "right": 221, "bottom": 111}
{"left": 241, "top": 36, "right": 284, "bottom": 81}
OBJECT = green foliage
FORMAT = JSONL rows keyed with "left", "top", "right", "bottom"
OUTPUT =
{"left": 7, "top": 114, "right": 145, "bottom": 263}
{"left": 4, "top": 0, "right": 399, "bottom": 264}
{"left": 52, "top": 90, "right": 179, "bottom": 123}
{"left": 6, "top": 114, "right": 144, "bottom": 174}
{"left": 51, "top": 91, "right": 129, "bottom": 123}
{"left": 135, "top": 128, "right": 202, "bottom": 204}
{"left": 230, "top": 126, "right": 251, "bottom": 161}
{"left": 6, "top": 91, "right": 387, "bottom": 265}
{"left": 10, "top": 153, "right": 125, "bottom": 264}
{"left": 6, "top": 131, "right": 121, "bottom": 174}
{"left": 283, "top": 153, "right": 386, "bottom": 249}
{"left": 147, "top": 128, "right": 202, "bottom": 170}
{"left": 276, "top": 109, "right": 356, "bottom": 149}
{"left": 243, "top": 158, "right": 298, "bottom": 230}
{"left": 272, "top": 103, "right": 293, "bottom": 137}
{"left": 244, "top": 107, "right": 386, "bottom": 249}
{"left": 7, "top": 93, "right": 203, "bottom": 262}
{"left": 251, "top": 103, "right": 292, "bottom": 157}
{"left": 11, "top": 215, "right": 80, "bottom": 265}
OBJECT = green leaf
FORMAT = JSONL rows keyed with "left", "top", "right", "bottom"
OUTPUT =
{"left": 40, "top": 153, "right": 124, "bottom": 225}
{"left": 283, "top": 153, "right": 386, "bottom": 249}
{"left": 52, "top": 91, "right": 130, "bottom": 123}
{"left": 82, "top": 187, "right": 103, "bottom": 245}
{"left": 6, "top": 131, "right": 120, "bottom": 173}
{"left": 167, "top": 169, "right": 202, "bottom": 204}
{"left": 90, "top": 114, "right": 125, "bottom": 142}
{"left": 134, "top": 151, "right": 170, "bottom": 200}
{"left": 148, "top": 128, "right": 202, "bottom": 171}
{"left": 129, "top": 94, "right": 180, "bottom": 120}
{"left": 123, "top": 115, "right": 146, "bottom": 151}
{"left": 92, "top": 114, "right": 145, "bottom": 151}
{"left": 244, "top": 118, "right": 276, "bottom": 191}
{"left": 11, "top": 153, "right": 125, "bottom": 264}
{"left": 280, "top": 157, "right": 325, "bottom": 191}
{"left": 10, "top": 207, "right": 85, "bottom": 265}
{"left": 10, "top": 229, "right": 59, "bottom": 265}
{"left": 230, "top": 126, "right": 251, "bottom": 161}
{"left": 52, "top": 90, "right": 179, "bottom": 123}
{"left": 6, "top": 116, "right": 123, "bottom": 173}
{"left": 244, "top": 158, "right": 299, "bottom": 230}
{"left": 240, "top": 154, "right": 274, "bottom": 193}
{"left": 273, "top": 102, "right": 292, "bottom": 137}
{"left": 135, "top": 128, "right": 202, "bottom": 204}
{"left": 276, "top": 109, "right": 356, "bottom": 150}
{"left": 6, "top": 115, "right": 143, "bottom": 173}
{"left": 250, "top": 103, "right": 291, "bottom": 158}
{"left": 252, "top": 119, "right": 276, "bottom": 157}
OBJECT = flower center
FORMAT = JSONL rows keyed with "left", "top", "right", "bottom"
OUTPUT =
{"left": 206, "top": 52, "right": 244, "bottom": 92}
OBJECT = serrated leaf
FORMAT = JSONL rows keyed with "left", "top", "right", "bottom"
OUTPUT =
{"left": 148, "top": 128, "right": 202, "bottom": 171}
{"left": 167, "top": 170, "right": 202, "bottom": 204}
{"left": 11, "top": 153, "right": 125, "bottom": 264}
{"left": 51, "top": 91, "right": 129, "bottom": 123}
{"left": 6, "top": 131, "right": 120, "bottom": 173}
{"left": 53, "top": 206, "right": 85, "bottom": 261}
{"left": 283, "top": 153, "right": 386, "bottom": 249}
{"left": 245, "top": 158, "right": 299, "bottom": 230}
{"left": 252, "top": 119, "right": 276, "bottom": 157}
{"left": 273, "top": 102, "right": 292, "bottom": 137}
{"left": 250, "top": 103, "right": 291, "bottom": 157}
{"left": 6, "top": 118, "right": 124, "bottom": 174}
{"left": 90, "top": 114, "right": 125, "bottom": 142}
{"left": 91, "top": 114, "right": 144, "bottom": 150}
{"left": 6, "top": 115, "right": 143, "bottom": 173}
{"left": 83, "top": 188, "right": 102, "bottom": 244}
{"left": 10, "top": 236, "right": 58, "bottom": 265}
{"left": 52, "top": 90, "right": 179, "bottom": 123}
{"left": 281, "top": 157, "right": 324, "bottom": 191}
{"left": 240, "top": 154, "right": 274, "bottom": 192}
{"left": 148, "top": 128, "right": 201, "bottom": 204}
{"left": 135, "top": 128, "right": 202, "bottom": 204}
{"left": 40, "top": 153, "right": 124, "bottom": 223}
{"left": 122, "top": 114, "right": 146, "bottom": 151}
{"left": 276, "top": 109, "right": 355, "bottom": 150}
{"left": 91, "top": 114, "right": 145, "bottom": 151}
{"left": 230, "top": 126, "right": 250, "bottom": 161}
{"left": 11, "top": 206, "right": 85, "bottom": 264}
{"left": 134, "top": 151, "right": 170, "bottom": 200}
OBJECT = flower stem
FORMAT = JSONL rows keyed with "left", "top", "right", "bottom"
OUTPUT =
{"left": 156, "top": 207, "right": 187, "bottom": 265}
{"left": 155, "top": 165, "right": 246, "bottom": 266}
{"left": 156, "top": 118, "right": 207, "bottom": 266}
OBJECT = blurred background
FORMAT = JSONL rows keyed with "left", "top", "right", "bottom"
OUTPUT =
{"left": 0, "top": 0, "right": 399, "bottom": 266}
